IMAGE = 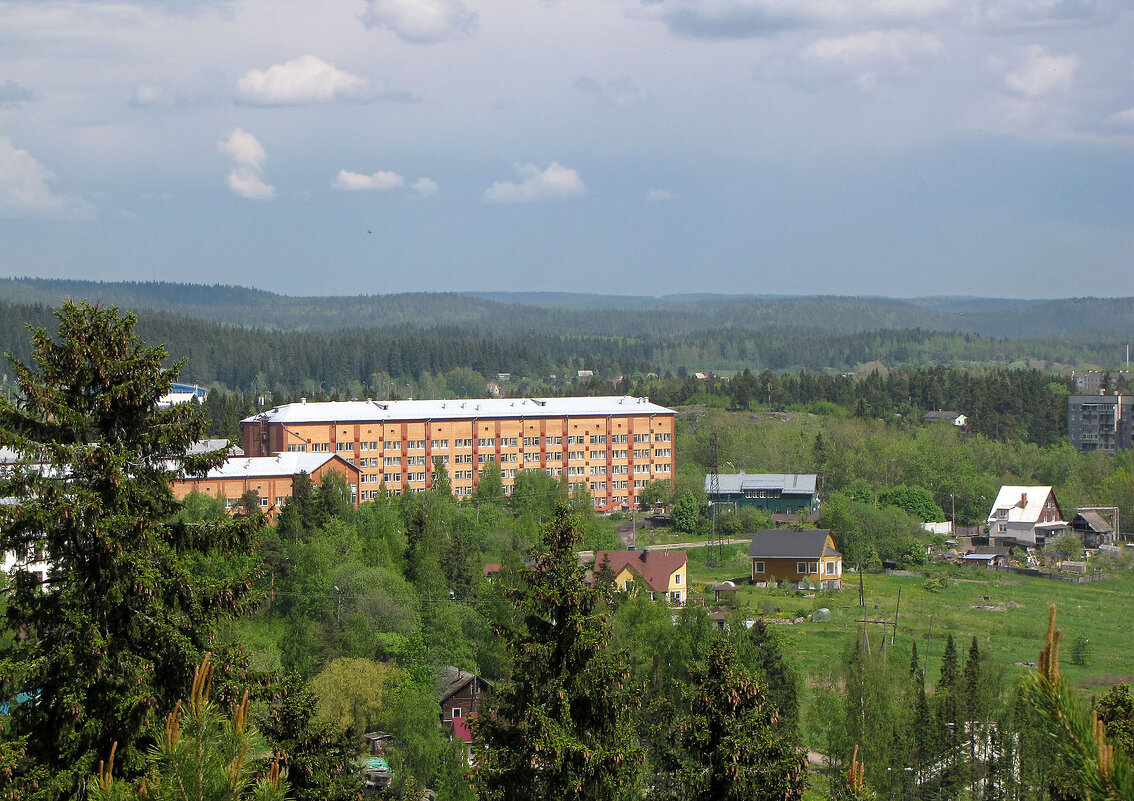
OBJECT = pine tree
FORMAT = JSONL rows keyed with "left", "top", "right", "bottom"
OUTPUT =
{"left": 677, "top": 635, "right": 806, "bottom": 801}
{"left": 472, "top": 502, "right": 644, "bottom": 801}
{"left": 0, "top": 302, "right": 263, "bottom": 794}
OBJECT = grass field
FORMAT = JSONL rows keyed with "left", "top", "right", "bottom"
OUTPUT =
{"left": 684, "top": 545, "right": 1134, "bottom": 734}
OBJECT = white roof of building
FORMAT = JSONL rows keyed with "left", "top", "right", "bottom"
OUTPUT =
{"left": 706, "top": 473, "right": 818, "bottom": 495}
{"left": 203, "top": 453, "right": 356, "bottom": 480}
{"left": 242, "top": 396, "right": 673, "bottom": 425}
{"left": 987, "top": 486, "right": 1060, "bottom": 525}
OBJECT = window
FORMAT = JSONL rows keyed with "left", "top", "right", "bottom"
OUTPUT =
{"left": 430, "top": 439, "right": 449, "bottom": 449}
{"left": 808, "top": 562, "right": 819, "bottom": 574}
{"left": 670, "top": 591, "right": 682, "bottom": 603}
{"left": 259, "top": 497, "right": 269, "bottom": 507}
{"left": 633, "top": 433, "right": 649, "bottom": 443}
{"left": 478, "top": 437, "right": 495, "bottom": 447}
{"left": 276, "top": 496, "right": 286, "bottom": 506}
{"left": 548, "top": 436, "right": 562, "bottom": 445}
{"left": 825, "top": 561, "right": 836, "bottom": 575}
{"left": 224, "top": 498, "right": 236, "bottom": 509}
{"left": 336, "top": 442, "right": 353, "bottom": 451}
{"left": 385, "top": 441, "right": 401, "bottom": 451}
{"left": 502, "top": 437, "right": 518, "bottom": 447}
{"left": 998, "top": 523, "right": 1007, "bottom": 533}
{"left": 796, "top": 562, "right": 807, "bottom": 574}
{"left": 452, "top": 707, "right": 463, "bottom": 719}
{"left": 754, "top": 561, "right": 765, "bottom": 574}
{"left": 523, "top": 436, "right": 541, "bottom": 447}
{"left": 654, "top": 448, "right": 671, "bottom": 458}
{"left": 286, "top": 444, "right": 307, "bottom": 452}
{"left": 311, "top": 442, "right": 329, "bottom": 452}
{"left": 589, "top": 435, "right": 606, "bottom": 444}
{"left": 674, "top": 573, "right": 682, "bottom": 585}
{"left": 633, "top": 449, "right": 650, "bottom": 459}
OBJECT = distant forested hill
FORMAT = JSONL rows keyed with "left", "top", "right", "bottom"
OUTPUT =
{"left": 1, "top": 277, "right": 1132, "bottom": 341}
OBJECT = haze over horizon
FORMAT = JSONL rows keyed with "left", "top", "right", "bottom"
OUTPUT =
{"left": 1, "top": 0, "right": 1132, "bottom": 299}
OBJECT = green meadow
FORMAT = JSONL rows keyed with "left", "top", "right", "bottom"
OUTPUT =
{"left": 685, "top": 545, "right": 1134, "bottom": 706}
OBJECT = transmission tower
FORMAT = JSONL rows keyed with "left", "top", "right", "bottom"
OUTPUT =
{"left": 708, "top": 432, "right": 721, "bottom": 563}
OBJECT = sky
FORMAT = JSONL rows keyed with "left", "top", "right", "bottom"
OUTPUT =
{"left": 0, "top": 0, "right": 1132, "bottom": 298}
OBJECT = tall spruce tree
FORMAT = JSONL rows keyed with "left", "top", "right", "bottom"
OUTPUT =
{"left": 678, "top": 635, "right": 806, "bottom": 801}
{"left": 472, "top": 502, "right": 644, "bottom": 801}
{"left": 0, "top": 302, "right": 262, "bottom": 795}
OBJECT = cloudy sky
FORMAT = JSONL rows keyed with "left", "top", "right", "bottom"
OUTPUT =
{"left": 0, "top": 0, "right": 1132, "bottom": 298}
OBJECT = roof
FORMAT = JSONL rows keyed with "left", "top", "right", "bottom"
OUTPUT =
{"left": 434, "top": 666, "right": 491, "bottom": 702}
{"left": 972, "top": 546, "right": 1011, "bottom": 557}
{"left": 242, "top": 395, "right": 674, "bottom": 425}
{"left": 593, "top": 549, "right": 687, "bottom": 592}
{"left": 202, "top": 453, "right": 358, "bottom": 480}
{"left": 987, "top": 486, "right": 1062, "bottom": 526}
{"left": 747, "top": 529, "right": 839, "bottom": 559}
{"left": 1073, "top": 511, "right": 1114, "bottom": 533}
{"left": 921, "top": 410, "right": 962, "bottom": 421}
{"left": 186, "top": 439, "right": 243, "bottom": 457}
{"left": 706, "top": 473, "right": 818, "bottom": 496}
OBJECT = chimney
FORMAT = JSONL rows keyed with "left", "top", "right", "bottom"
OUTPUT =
{"left": 300, "top": 397, "right": 307, "bottom": 404}
{"left": 1020, "top": 492, "right": 1027, "bottom": 506}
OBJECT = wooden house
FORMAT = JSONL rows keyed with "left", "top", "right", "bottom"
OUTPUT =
{"left": 748, "top": 529, "right": 842, "bottom": 590}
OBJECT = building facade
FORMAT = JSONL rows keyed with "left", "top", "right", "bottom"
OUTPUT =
{"left": 747, "top": 529, "right": 842, "bottom": 590}
{"left": 987, "top": 485, "right": 1067, "bottom": 546}
{"left": 241, "top": 396, "right": 676, "bottom": 510}
{"left": 705, "top": 473, "right": 819, "bottom": 517}
{"left": 592, "top": 549, "right": 688, "bottom": 606}
{"left": 1068, "top": 395, "right": 1134, "bottom": 454}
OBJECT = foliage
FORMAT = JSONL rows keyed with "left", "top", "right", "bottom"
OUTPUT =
{"left": 311, "top": 657, "right": 395, "bottom": 737}
{"left": 1025, "top": 605, "right": 1134, "bottom": 799}
{"left": 254, "top": 673, "right": 361, "bottom": 801}
{"left": 0, "top": 301, "right": 263, "bottom": 793}
{"left": 734, "top": 619, "right": 800, "bottom": 735}
{"left": 876, "top": 485, "right": 945, "bottom": 523}
{"left": 88, "top": 654, "right": 288, "bottom": 801}
{"left": 676, "top": 634, "right": 806, "bottom": 801}
{"left": 672, "top": 490, "right": 702, "bottom": 535}
{"left": 1095, "top": 684, "right": 1134, "bottom": 759}
{"left": 472, "top": 503, "right": 644, "bottom": 801}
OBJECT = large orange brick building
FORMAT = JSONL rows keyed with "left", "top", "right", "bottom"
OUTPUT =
{"left": 170, "top": 452, "right": 360, "bottom": 521}
{"left": 241, "top": 396, "right": 675, "bottom": 510}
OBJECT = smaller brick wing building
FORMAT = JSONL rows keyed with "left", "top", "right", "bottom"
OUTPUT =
{"left": 170, "top": 452, "right": 360, "bottom": 521}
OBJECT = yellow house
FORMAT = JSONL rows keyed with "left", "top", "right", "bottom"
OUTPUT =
{"left": 593, "top": 549, "right": 688, "bottom": 606}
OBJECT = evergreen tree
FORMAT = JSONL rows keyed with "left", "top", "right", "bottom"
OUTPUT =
{"left": 0, "top": 301, "right": 263, "bottom": 794}
{"left": 743, "top": 618, "right": 800, "bottom": 735}
{"left": 677, "top": 635, "right": 806, "bottom": 801}
{"left": 472, "top": 503, "right": 644, "bottom": 801}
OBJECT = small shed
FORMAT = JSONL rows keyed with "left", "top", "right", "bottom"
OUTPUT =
{"left": 1071, "top": 511, "right": 1115, "bottom": 549}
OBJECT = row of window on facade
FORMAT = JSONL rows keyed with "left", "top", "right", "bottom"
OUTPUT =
{"left": 752, "top": 560, "right": 838, "bottom": 576}
{"left": 287, "top": 432, "right": 673, "bottom": 453}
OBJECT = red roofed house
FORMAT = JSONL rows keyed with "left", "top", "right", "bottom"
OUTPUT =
{"left": 592, "top": 549, "right": 688, "bottom": 606}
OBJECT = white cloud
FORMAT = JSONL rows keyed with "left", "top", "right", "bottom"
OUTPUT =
{"left": 218, "top": 128, "right": 275, "bottom": 199}
{"left": 1004, "top": 45, "right": 1077, "bottom": 98}
{"left": 360, "top": 0, "right": 477, "bottom": 43}
{"left": 483, "top": 162, "right": 586, "bottom": 203}
{"left": 1111, "top": 108, "right": 1134, "bottom": 126}
{"left": 801, "top": 29, "right": 945, "bottom": 90}
{"left": 333, "top": 169, "right": 405, "bottom": 191}
{"left": 237, "top": 55, "right": 369, "bottom": 105}
{"left": 413, "top": 177, "right": 439, "bottom": 197}
{"left": 804, "top": 29, "right": 944, "bottom": 64}
{"left": 0, "top": 137, "right": 96, "bottom": 220}
{"left": 646, "top": 188, "right": 677, "bottom": 201}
